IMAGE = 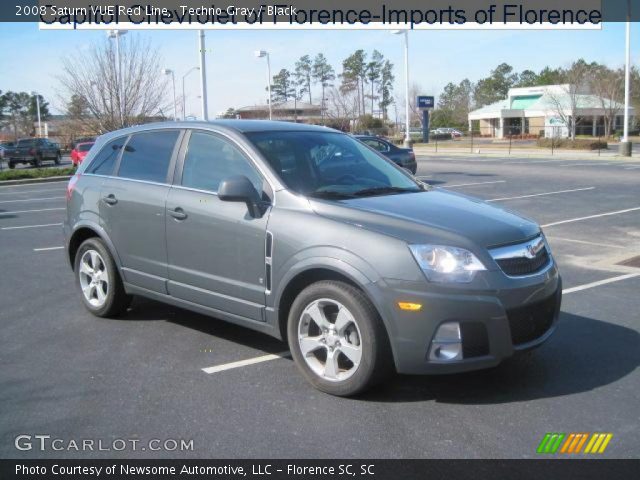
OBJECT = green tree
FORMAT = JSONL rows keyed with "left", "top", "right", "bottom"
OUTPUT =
{"left": 378, "top": 60, "right": 394, "bottom": 120}
{"left": 473, "top": 63, "right": 519, "bottom": 107}
{"left": 437, "top": 79, "right": 474, "bottom": 128}
{"left": 366, "top": 50, "right": 384, "bottom": 116}
{"left": 294, "top": 55, "right": 313, "bottom": 104}
{"left": 2, "top": 91, "right": 33, "bottom": 140}
{"left": 270, "top": 69, "right": 295, "bottom": 103}
{"left": 312, "top": 53, "right": 335, "bottom": 122}
{"left": 516, "top": 70, "right": 539, "bottom": 87}
{"left": 340, "top": 49, "right": 367, "bottom": 116}
{"left": 66, "top": 94, "right": 90, "bottom": 120}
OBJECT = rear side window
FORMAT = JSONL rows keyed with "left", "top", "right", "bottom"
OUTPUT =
{"left": 117, "top": 130, "right": 179, "bottom": 183}
{"left": 86, "top": 137, "right": 126, "bottom": 175}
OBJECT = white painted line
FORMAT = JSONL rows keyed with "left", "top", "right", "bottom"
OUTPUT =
{"left": 503, "top": 159, "right": 558, "bottom": 165}
{"left": 563, "top": 273, "right": 640, "bottom": 295}
{"left": 0, "top": 196, "right": 65, "bottom": 204}
{"left": 0, "top": 207, "right": 65, "bottom": 216}
{"left": 487, "top": 187, "right": 595, "bottom": 202}
{"left": 623, "top": 165, "right": 640, "bottom": 170}
{"left": 557, "top": 162, "right": 614, "bottom": 167}
{"left": 33, "top": 246, "right": 64, "bottom": 252}
{"left": 2, "top": 223, "right": 62, "bottom": 230}
{"left": 443, "top": 180, "right": 507, "bottom": 188}
{"left": 546, "top": 236, "right": 626, "bottom": 249}
{"left": 542, "top": 207, "right": 640, "bottom": 228}
{"left": 202, "top": 351, "right": 291, "bottom": 374}
{"left": 0, "top": 188, "right": 65, "bottom": 196}
{"left": 0, "top": 180, "right": 69, "bottom": 189}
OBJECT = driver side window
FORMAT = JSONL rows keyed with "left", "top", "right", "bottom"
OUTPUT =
{"left": 182, "top": 131, "right": 263, "bottom": 193}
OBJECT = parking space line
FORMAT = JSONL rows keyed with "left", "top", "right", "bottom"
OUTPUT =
{"left": 546, "top": 236, "right": 626, "bottom": 249}
{"left": 442, "top": 180, "right": 506, "bottom": 188}
{"left": 202, "top": 351, "right": 291, "bottom": 374}
{"left": 2, "top": 223, "right": 62, "bottom": 230}
{"left": 542, "top": 207, "right": 640, "bottom": 227}
{"left": 557, "top": 162, "right": 615, "bottom": 167}
{"left": 0, "top": 188, "right": 65, "bottom": 196}
{"left": 563, "top": 273, "right": 640, "bottom": 294}
{"left": 0, "top": 207, "right": 65, "bottom": 216}
{"left": 33, "top": 246, "right": 64, "bottom": 252}
{"left": 623, "top": 165, "right": 640, "bottom": 170}
{"left": 487, "top": 187, "right": 595, "bottom": 202}
{"left": 0, "top": 196, "right": 65, "bottom": 204}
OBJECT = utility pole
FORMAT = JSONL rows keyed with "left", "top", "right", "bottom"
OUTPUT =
{"left": 199, "top": 30, "right": 209, "bottom": 121}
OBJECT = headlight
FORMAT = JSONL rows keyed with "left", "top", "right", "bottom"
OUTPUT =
{"left": 409, "top": 244, "right": 486, "bottom": 283}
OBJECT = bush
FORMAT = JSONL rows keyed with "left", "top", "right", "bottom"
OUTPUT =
{"left": 535, "top": 138, "right": 608, "bottom": 150}
{"left": 0, "top": 166, "right": 76, "bottom": 181}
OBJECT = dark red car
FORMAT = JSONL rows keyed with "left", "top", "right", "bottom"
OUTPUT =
{"left": 70, "top": 142, "right": 94, "bottom": 166}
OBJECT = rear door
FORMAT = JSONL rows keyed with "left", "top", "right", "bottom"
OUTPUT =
{"left": 165, "top": 130, "right": 271, "bottom": 321}
{"left": 100, "top": 129, "right": 182, "bottom": 294}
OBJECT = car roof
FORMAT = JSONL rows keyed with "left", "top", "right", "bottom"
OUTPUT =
{"left": 76, "top": 141, "right": 95, "bottom": 146}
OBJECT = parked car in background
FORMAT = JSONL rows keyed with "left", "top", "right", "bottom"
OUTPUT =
{"left": 8, "top": 138, "right": 62, "bottom": 169}
{"left": 435, "top": 128, "right": 463, "bottom": 138}
{"left": 65, "top": 120, "right": 561, "bottom": 396}
{"left": 353, "top": 135, "right": 417, "bottom": 174}
{"left": 0, "top": 142, "right": 15, "bottom": 160}
{"left": 71, "top": 142, "right": 95, "bottom": 166}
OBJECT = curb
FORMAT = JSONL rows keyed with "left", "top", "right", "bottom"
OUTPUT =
{"left": 0, "top": 175, "right": 72, "bottom": 187}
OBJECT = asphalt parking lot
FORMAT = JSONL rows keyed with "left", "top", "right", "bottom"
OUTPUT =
{"left": 0, "top": 155, "right": 639, "bottom": 459}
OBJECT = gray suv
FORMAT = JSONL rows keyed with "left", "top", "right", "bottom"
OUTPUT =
{"left": 64, "top": 121, "right": 561, "bottom": 396}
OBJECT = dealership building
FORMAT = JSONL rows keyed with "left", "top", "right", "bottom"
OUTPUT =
{"left": 468, "top": 85, "right": 633, "bottom": 138}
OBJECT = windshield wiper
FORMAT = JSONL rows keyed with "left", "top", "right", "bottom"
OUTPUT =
{"left": 352, "top": 186, "right": 420, "bottom": 197}
{"left": 308, "top": 190, "right": 355, "bottom": 199}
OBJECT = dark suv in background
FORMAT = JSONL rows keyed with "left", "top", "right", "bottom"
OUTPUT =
{"left": 65, "top": 121, "right": 561, "bottom": 396}
{"left": 8, "top": 137, "right": 62, "bottom": 168}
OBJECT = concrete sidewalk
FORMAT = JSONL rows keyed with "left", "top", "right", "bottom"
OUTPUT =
{"left": 413, "top": 145, "right": 632, "bottom": 160}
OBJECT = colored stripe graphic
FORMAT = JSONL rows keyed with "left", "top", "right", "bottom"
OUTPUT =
{"left": 540, "top": 433, "right": 613, "bottom": 454}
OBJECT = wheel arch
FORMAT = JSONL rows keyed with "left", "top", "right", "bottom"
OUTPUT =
{"left": 68, "top": 223, "right": 121, "bottom": 271}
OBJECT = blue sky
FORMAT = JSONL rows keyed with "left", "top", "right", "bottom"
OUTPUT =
{"left": 0, "top": 22, "right": 638, "bottom": 117}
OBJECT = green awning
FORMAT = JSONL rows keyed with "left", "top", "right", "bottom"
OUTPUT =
{"left": 510, "top": 95, "right": 542, "bottom": 109}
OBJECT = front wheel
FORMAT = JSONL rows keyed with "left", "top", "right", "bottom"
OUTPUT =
{"left": 287, "top": 280, "right": 393, "bottom": 396}
{"left": 74, "top": 237, "right": 132, "bottom": 317}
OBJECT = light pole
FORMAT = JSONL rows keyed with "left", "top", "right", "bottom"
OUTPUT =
{"left": 31, "top": 91, "right": 42, "bottom": 138}
{"left": 255, "top": 50, "right": 272, "bottom": 120}
{"left": 621, "top": 1, "right": 632, "bottom": 156}
{"left": 163, "top": 69, "right": 178, "bottom": 121}
{"left": 393, "top": 30, "right": 411, "bottom": 148}
{"left": 198, "top": 30, "right": 209, "bottom": 121}
{"left": 182, "top": 67, "right": 200, "bottom": 121}
{"left": 107, "top": 29, "right": 128, "bottom": 126}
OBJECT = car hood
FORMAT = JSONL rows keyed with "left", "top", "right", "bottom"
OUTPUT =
{"left": 308, "top": 189, "right": 540, "bottom": 249}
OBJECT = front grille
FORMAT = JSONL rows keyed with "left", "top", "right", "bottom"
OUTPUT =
{"left": 496, "top": 248, "right": 550, "bottom": 276}
{"left": 506, "top": 293, "right": 558, "bottom": 345}
{"left": 460, "top": 322, "right": 490, "bottom": 358}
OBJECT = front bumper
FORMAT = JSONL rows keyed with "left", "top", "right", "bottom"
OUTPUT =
{"left": 374, "top": 262, "right": 562, "bottom": 375}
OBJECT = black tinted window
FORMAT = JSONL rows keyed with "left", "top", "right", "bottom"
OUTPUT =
{"left": 86, "top": 137, "right": 126, "bottom": 175}
{"left": 117, "top": 131, "right": 179, "bottom": 183}
{"left": 182, "top": 132, "right": 262, "bottom": 193}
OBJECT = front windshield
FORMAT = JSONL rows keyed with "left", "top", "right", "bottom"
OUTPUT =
{"left": 246, "top": 131, "right": 421, "bottom": 198}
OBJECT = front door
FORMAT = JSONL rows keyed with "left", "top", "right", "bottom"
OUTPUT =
{"left": 165, "top": 130, "right": 271, "bottom": 321}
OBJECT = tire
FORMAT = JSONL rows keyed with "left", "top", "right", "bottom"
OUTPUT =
{"left": 74, "top": 237, "right": 132, "bottom": 317}
{"left": 54, "top": 153, "right": 61, "bottom": 165}
{"left": 8, "top": 162, "right": 15, "bottom": 169}
{"left": 33, "top": 156, "right": 42, "bottom": 168}
{"left": 287, "top": 280, "right": 393, "bottom": 396}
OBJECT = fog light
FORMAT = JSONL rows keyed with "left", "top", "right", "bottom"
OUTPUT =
{"left": 429, "top": 322, "right": 463, "bottom": 361}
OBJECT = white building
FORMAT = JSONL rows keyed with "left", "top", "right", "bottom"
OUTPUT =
{"left": 468, "top": 85, "right": 634, "bottom": 138}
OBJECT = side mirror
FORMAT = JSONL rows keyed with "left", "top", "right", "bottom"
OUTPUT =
{"left": 218, "top": 175, "right": 265, "bottom": 217}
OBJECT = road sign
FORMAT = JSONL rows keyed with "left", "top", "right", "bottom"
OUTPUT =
{"left": 417, "top": 96, "right": 434, "bottom": 109}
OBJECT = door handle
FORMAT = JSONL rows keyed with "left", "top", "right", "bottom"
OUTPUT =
{"left": 103, "top": 194, "right": 118, "bottom": 205}
{"left": 169, "top": 207, "right": 188, "bottom": 220}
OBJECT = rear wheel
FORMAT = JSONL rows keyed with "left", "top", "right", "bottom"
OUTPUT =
{"left": 8, "top": 162, "right": 15, "bottom": 169}
{"left": 33, "top": 156, "right": 42, "bottom": 168}
{"left": 74, "top": 238, "right": 132, "bottom": 317}
{"left": 54, "top": 153, "right": 61, "bottom": 165}
{"left": 287, "top": 280, "right": 393, "bottom": 396}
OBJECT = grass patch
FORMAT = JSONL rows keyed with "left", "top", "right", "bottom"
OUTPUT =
{"left": 0, "top": 166, "right": 76, "bottom": 182}
{"left": 536, "top": 138, "right": 608, "bottom": 150}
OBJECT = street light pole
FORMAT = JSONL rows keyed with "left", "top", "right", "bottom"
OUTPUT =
{"left": 393, "top": 30, "right": 411, "bottom": 148}
{"left": 107, "top": 29, "right": 128, "bottom": 127}
{"left": 31, "top": 92, "right": 42, "bottom": 137}
{"left": 621, "top": 3, "right": 632, "bottom": 156}
{"left": 163, "top": 69, "right": 178, "bottom": 120}
{"left": 182, "top": 67, "right": 200, "bottom": 121}
{"left": 198, "top": 30, "right": 209, "bottom": 121}
{"left": 255, "top": 50, "right": 272, "bottom": 120}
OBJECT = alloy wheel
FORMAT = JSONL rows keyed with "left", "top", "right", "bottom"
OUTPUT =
{"left": 78, "top": 250, "right": 109, "bottom": 307}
